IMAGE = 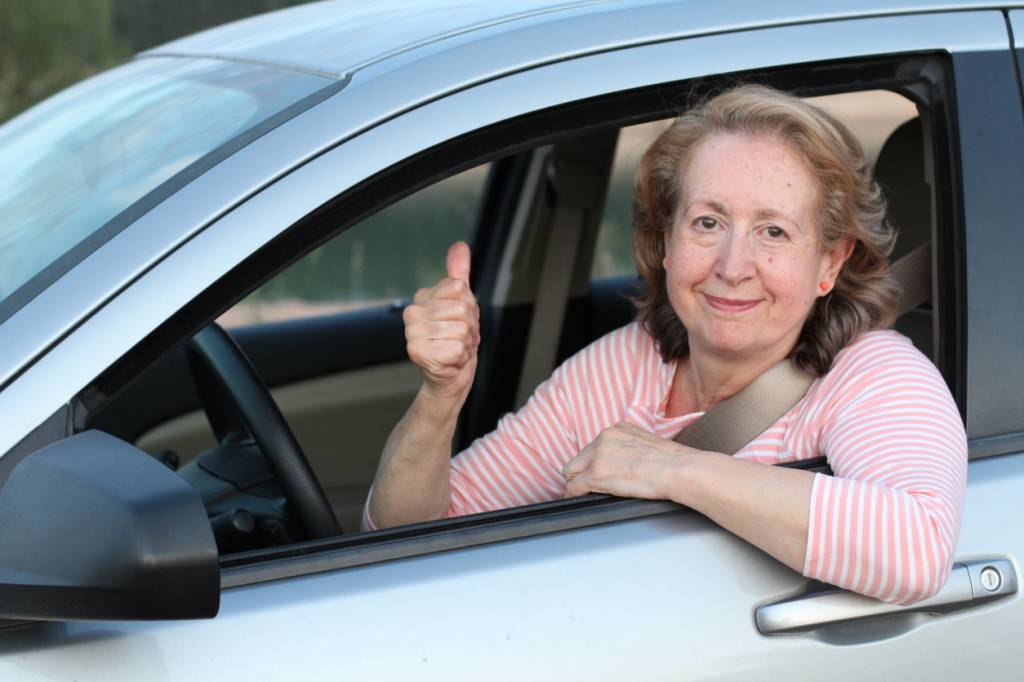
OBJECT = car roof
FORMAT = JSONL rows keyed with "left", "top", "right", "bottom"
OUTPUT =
{"left": 143, "top": 0, "right": 1018, "bottom": 79}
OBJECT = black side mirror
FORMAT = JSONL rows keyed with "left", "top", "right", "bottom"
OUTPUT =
{"left": 0, "top": 431, "right": 219, "bottom": 621}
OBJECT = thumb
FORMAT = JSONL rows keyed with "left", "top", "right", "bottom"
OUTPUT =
{"left": 446, "top": 241, "right": 471, "bottom": 284}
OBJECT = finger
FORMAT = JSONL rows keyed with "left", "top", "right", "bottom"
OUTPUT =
{"left": 408, "top": 338, "right": 472, "bottom": 369}
{"left": 407, "top": 319, "right": 474, "bottom": 343}
{"left": 433, "top": 276, "right": 475, "bottom": 301}
{"left": 414, "top": 277, "right": 476, "bottom": 307}
{"left": 564, "top": 475, "right": 591, "bottom": 498}
{"left": 409, "top": 297, "right": 478, "bottom": 325}
{"left": 563, "top": 449, "right": 593, "bottom": 479}
{"left": 446, "top": 241, "right": 471, "bottom": 284}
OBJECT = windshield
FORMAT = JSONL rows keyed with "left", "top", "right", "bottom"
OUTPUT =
{"left": 0, "top": 56, "right": 335, "bottom": 317}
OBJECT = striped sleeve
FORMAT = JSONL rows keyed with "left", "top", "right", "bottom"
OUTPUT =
{"left": 446, "top": 324, "right": 641, "bottom": 516}
{"left": 802, "top": 333, "right": 968, "bottom": 604}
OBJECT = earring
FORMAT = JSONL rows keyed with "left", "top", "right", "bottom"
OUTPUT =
{"left": 819, "top": 281, "right": 830, "bottom": 293}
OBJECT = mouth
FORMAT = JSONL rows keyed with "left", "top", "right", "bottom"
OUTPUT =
{"left": 703, "top": 293, "right": 761, "bottom": 313}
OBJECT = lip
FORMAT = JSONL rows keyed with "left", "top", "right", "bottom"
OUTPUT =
{"left": 703, "top": 293, "right": 761, "bottom": 313}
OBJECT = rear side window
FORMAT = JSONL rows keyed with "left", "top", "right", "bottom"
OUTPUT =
{"left": 221, "top": 165, "right": 490, "bottom": 327}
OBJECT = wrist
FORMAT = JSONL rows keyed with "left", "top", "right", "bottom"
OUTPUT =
{"left": 413, "top": 383, "right": 466, "bottom": 427}
{"left": 662, "top": 448, "right": 717, "bottom": 505}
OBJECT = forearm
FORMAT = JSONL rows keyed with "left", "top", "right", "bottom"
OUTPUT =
{"left": 563, "top": 424, "right": 815, "bottom": 571}
{"left": 367, "top": 384, "right": 463, "bottom": 528}
{"left": 667, "top": 452, "right": 814, "bottom": 572}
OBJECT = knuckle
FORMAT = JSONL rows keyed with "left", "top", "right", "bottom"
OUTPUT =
{"left": 445, "top": 344, "right": 466, "bottom": 365}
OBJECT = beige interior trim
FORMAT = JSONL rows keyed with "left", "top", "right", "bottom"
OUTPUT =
{"left": 137, "top": 360, "right": 422, "bottom": 530}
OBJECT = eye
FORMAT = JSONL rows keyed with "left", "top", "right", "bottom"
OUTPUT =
{"left": 696, "top": 216, "right": 719, "bottom": 231}
{"left": 762, "top": 225, "right": 788, "bottom": 240}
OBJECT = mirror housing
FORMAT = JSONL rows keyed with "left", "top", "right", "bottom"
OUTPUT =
{"left": 0, "top": 430, "right": 219, "bottom": 621}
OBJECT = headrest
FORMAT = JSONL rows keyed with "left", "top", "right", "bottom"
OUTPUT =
{"left": 874, "top": 118, "right": 930, "bottom": 262}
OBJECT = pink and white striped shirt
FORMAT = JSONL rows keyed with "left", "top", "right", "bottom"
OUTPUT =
{"left": 439, "top": 323, "right": 967, "bottom": 604}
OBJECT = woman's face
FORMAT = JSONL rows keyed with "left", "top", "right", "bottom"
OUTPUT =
{"left": 663, "top": 133, "right": 850, "bottom": 364}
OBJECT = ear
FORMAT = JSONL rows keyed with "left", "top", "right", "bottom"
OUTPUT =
{"left": 817, "top": 238, "right": 855, "bottom": 295}
{"left": 661, "top": 220, "right": 676, "bottom": 270}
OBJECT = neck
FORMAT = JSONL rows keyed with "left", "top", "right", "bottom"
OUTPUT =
{"left": 668, "top": 343, "right": 791, "bottom": 416}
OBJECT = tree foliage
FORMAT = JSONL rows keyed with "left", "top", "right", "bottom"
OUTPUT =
{"left": 0, "top": 0, "right": 128, "bottom": 123}
{"left": 0, "top": 0, "right": 312, "bottom": 124}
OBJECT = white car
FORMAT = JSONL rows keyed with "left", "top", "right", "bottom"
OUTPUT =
{"left": 0, "top": 1, "right": 1021, "bottom": 679}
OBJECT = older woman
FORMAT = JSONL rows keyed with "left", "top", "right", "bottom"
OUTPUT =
{"left": 365, "top": 85, "right": 967, "bottom": 605}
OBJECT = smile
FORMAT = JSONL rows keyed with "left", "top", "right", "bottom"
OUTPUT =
{"left": 703, "top": 294, "right": 761, "bottom": 313}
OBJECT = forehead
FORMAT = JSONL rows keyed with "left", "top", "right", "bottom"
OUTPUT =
{"left": 679, "top": 133, "right": 820, "bottom": 213}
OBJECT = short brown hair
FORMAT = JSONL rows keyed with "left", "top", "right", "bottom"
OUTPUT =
{"left": 632, "top": 84, "right": 900, "bottom": 375}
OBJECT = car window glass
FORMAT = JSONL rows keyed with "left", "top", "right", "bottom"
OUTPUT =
{"left": 589, "top": 90, "right": 918, "bottom": 280}
{"left": 0, "top": 57, "right": 333, "bottom": 319}
{"left": 220, "top": 165, "right": 490, "bottom": 327}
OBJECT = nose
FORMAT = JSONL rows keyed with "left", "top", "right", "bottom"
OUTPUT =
{"left": 713, "top": 229, "right": 757, "bottom": 285}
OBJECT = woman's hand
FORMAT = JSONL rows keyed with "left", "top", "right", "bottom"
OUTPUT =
{"left": 368, "top": 242, "right": 479, "bottom": 529}
{"left": 563, "top": 422, "right": 693, "bottom": 499}
{"left": 565, "top": 422, "right": 813, "bottom": 573}
{"left": 403, "top": 242, "right": 480, "bottom": 403}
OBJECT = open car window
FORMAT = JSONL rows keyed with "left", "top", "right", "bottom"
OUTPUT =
{"left": 77, "top": 46, "right": 961, "bottom": 579}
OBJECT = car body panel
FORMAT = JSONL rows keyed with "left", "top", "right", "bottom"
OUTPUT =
{"left": 1, "top": 453, "right": 1020, "bottom": 680}
{"left": 964, "top": 9, "right": 1024, "bottom": 440}
{"left": 146, "top": 0, "right": 1021, "bottom": 77}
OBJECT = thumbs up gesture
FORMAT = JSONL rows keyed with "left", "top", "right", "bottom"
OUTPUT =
{"left": 403, "top": 242, "right": 481, "bottom": 403}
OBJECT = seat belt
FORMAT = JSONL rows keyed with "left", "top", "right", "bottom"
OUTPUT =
{"left": 515, "top": 150, "right": 610, "bottom": 408}
{"left": 891, "top": 241, "right": 932, "bottom": 317}
{"left": 515, "top": 199, "right": 585, "bottom": 408}
{"left": 674, "top": 241, "right": 932, "bottom": 453}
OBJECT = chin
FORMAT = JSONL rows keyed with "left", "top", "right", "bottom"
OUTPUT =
{"left": 691, "top": 334, "right": 757, "bottom": 360}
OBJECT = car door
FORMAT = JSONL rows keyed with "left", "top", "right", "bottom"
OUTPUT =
{"left": 3, "top": 9, "right": 1024, "bottom": 681}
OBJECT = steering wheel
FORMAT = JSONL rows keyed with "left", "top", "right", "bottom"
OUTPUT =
{"left": 186, "top": 323, "right": 340, "bottom": 539}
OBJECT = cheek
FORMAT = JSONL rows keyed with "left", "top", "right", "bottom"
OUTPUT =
{"left": 664, "top": 253, "right": 697, "bottom": 301}
{"left": 665, "top": 241, "right": 714, "bottom": 280}
{"left": 763, "top": 259, "right": 819, "bottom": 310}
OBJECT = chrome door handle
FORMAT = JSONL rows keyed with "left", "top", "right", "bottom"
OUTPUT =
{"left": 756, "top": 558, "right": 1018, "bottom": 635}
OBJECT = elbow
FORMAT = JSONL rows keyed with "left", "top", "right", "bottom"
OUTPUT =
{"left": 870, "top": 543, "right": 957, "bottom": 606}
{"left": 807, "top": 537, "right": 957, "bottom": 605}
{"left": 893, "top": 554, "right": 956, "bottom": 606}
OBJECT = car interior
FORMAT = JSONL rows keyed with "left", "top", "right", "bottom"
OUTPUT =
{"left": 77, "top": 60, "right": 950, "bottom": 556}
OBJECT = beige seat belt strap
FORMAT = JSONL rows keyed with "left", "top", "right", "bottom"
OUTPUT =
{"left": 674, "top": 359, "right": 813, "bottom": 454}
{"left": 515, "top": 199, "right": 584, "bottom": 408}
{"left": 674, "top": 241, "right": 932, "bottom": 454}
{"left": 515, "top": 151, "right": 609, "bottom": 408}
{"left": 892, "top": 241, "right": 932, "bottom": 317}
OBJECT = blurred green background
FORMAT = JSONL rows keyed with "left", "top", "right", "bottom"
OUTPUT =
{"left": 0, "top": 0, "right": 315, "bottom": 124}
